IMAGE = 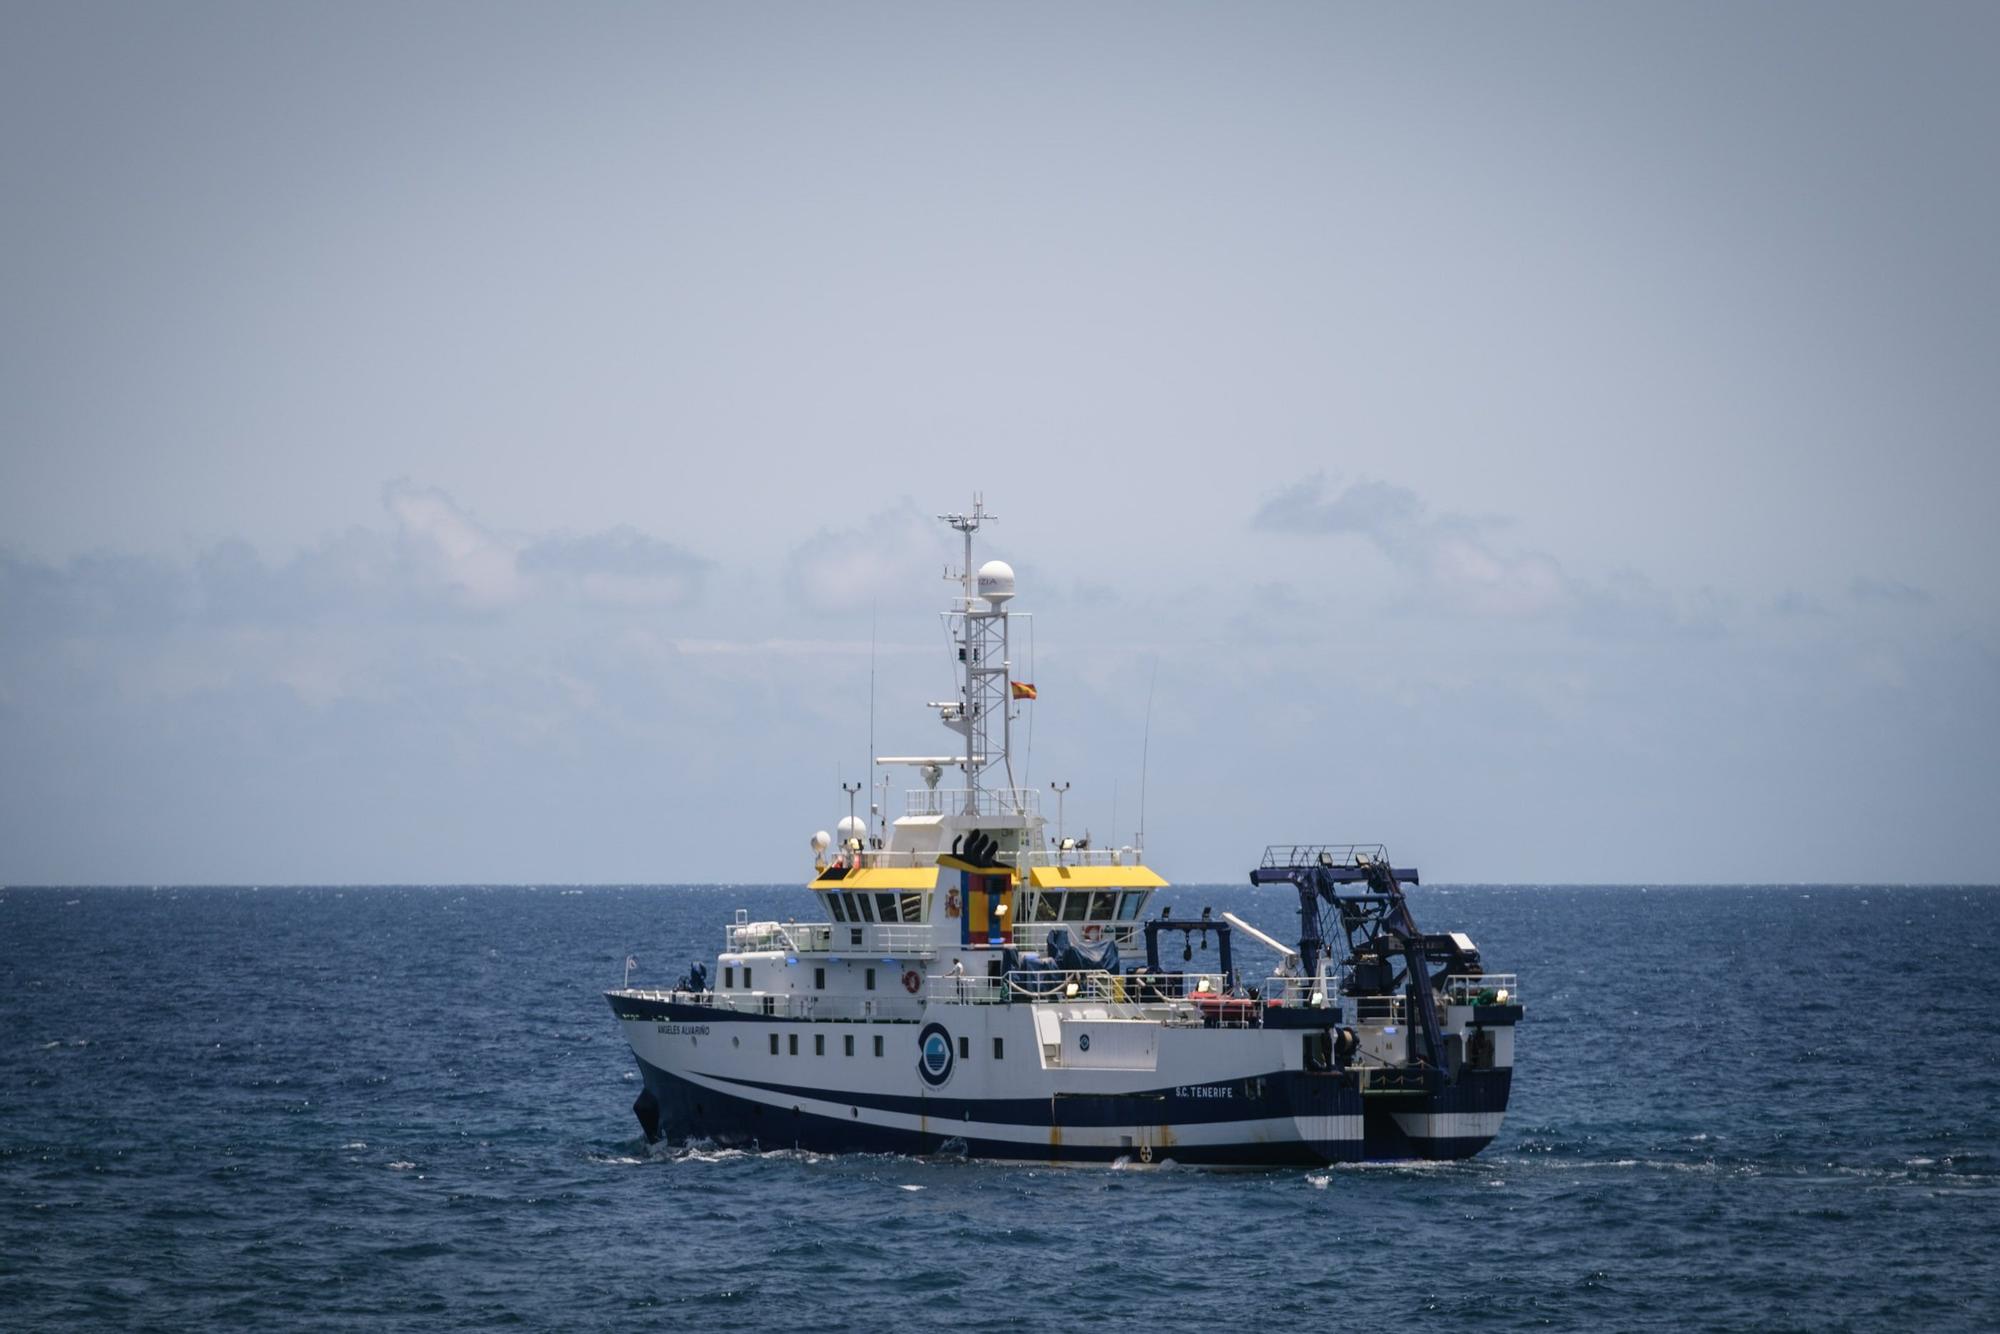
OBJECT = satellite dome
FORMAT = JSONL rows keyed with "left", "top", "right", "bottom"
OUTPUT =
{"left": 836, "top": 815, "right": 867, "bottom": 843}
{"left": 976, "top": 559, "right": 1016, "bottom": 607}
{"left": 811, "top": 830, "right": 831, "bottom": 852}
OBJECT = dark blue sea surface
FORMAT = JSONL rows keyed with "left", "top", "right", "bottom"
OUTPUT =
{"left": 4, "top": 883, "right": 1996, "bottom": 1330}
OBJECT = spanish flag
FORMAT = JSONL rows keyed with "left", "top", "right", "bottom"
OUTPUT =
{"left": 1011, "top": 681, "right": 1037, "bottom": 700}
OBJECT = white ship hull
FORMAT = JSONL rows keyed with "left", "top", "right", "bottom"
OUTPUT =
{"left": 610, "top": 991, "right": 1516, "bottom": 1165}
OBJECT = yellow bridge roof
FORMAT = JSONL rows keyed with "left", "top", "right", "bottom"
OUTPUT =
{"left": 808, "top": 867, "right": 941, "bottom": 891}
{"left": 1027, "top": 864, "right": 1168, "bottom": 889}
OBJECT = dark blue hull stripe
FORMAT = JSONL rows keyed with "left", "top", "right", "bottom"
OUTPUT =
{"left": 632, "top": 1057, "right": 1508, "bottom": 1164}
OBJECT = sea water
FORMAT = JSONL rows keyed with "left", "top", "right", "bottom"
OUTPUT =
{"left": 3, "top": 884, "right": 1995, "bottom": 1330}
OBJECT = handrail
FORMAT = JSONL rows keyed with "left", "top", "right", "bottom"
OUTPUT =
{"left": 724, "top": 919, "right": 936, "bottom": 956}
{"left": 1442, "top": 973, "right": 1520, "bottom": 1006}
{"left": 1259, "top": 843, "right": 1389, "bottom": 870}
{"left": 904, "top": 787, "right": 1042, "bottom": 818}
{"left": 1006, "top": 921, "right": 1142, "bottom": 952}
{"left": 923, "top": 969, "right": 1189, "bottom": 1020}
{"left": 813, "top": 845, "right": 1151, "bottom": 874}
{"left": 614, "top": 988, "right": 922, "bottom": 1022}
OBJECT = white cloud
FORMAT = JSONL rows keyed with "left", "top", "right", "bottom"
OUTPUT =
{"left": 783, "top": 502, "right": 953, "bottom": 615}
{"left": 383, "top": 481, "right": 523, "bottom": 609}
{"left": 1254, "top": 474, "right": 1722, "bottom": 635}
{"left": 519, "top": 526, "right": 709, "bottom": 609}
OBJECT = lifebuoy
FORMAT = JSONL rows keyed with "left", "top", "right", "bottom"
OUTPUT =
{"left": 902, "top": 969, "right": 922, "bottom": 994}
{"left": 1082, "top": 923, "right": 1103, "bottom": 943}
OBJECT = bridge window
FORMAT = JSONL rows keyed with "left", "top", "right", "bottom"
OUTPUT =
{"left": 855, "top": 894, "right": 876, "bottom": 923}
{"left": 828, "top": 895, "right": 847, "bottom": 922}
{"left": 1059, "top": 893, "right": 1089, "bottom": 922}
{"left": 1033, "top": 893, "right": 1059, "bottom": 922}
{"left": 1089, "top": 891, "right": 1117, "bottom": 920}
{"left": 875, "top": 893, "right": 899, "bottom": 922}
{"left": 900, "top": 892, "right": 924, "bottom": 922}
{"left": 1118, "top": 892, "right": 1146, "bottom": 920}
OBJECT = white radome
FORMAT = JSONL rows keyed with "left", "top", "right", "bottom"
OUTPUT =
{"left": 976, "top": 559, "right": 1015, "bottom": 607}
{"left": 811, "top": 829, "right": 831, "bottom": 853}
{"left": 836, "top": 815, "right": 867, "bottom": 843}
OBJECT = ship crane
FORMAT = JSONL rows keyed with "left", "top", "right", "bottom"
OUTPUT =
{"left": 1251, "top": 846, "right": 1482, "bottom": 1086}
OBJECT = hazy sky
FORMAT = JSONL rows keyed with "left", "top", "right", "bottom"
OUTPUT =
{"left": 3, "top": 2, "right": 1995, "bottom": 884}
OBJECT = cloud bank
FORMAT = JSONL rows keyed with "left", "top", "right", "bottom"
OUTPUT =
{"left": 1, "top": 478, "right": 1993, "bottom": 885}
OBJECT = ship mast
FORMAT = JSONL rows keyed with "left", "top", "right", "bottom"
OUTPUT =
{"left": 938, "top": 497, "right": 1017, "bottom": 817}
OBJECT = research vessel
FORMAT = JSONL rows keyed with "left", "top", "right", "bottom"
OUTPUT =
{"left": 607, "top": 499, "right": 1522, "bottom": 1164}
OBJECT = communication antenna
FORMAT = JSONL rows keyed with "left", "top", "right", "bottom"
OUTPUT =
{"left": 841, "top": 781, "right": 863, "bottom": 856}
{"left": 868, "top": 603, "right": 879, "bottom": 839}
{"left": 1023, "top": 612, "right": 1036, "bottom": 784}
{"left": 1137, "top": 659, "right": 1157, "bottom": 853}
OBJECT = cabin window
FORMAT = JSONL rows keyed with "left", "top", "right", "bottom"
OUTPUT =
{"left": 788, "top": 1033, "right": 798, "bottom": 1056}
{"left": 855, "top": 894, "right": 876, "bottom": 923}
{"left": 875, "top": 893, "right": 899, "bottom": 922}
{"left": 850, "top": 927, "right": 863, "bottom": 947}
{"left": 993, "top": 1037, "right": 1005, "bottom": 1060}
{"left": 1033, "top": 893, "right": 1059, "bottom": 922}
{"left": 725, "top": 966, "right": 736, "bottom": 989}
{"left": 958, "top": 1036, "right": 970, "bottom": 1060}
{"left": 814, "top": 967, "right": 825, "bottom": 990}
{"left": 1089, "top": 891, "right": 1117, "bottom": 920}
{"left": 769, "top": 1033, "right": 779, "bottom": 1055}
{"left": 844, "top": 1034, "right": 855, "bottom": 1057}
{"left": 815, "top": 1034, "right": 825, "bottom": 1056}
{"left": 1118, "top": 892, "right": 1146, "bottom": 920}
{"left": 900, "top": 892, "right": 924, "bottom": 922}
{"left": 873, "top": 1035, "right": 884, "bottom": 1057}
{"left": 865, "top": 968, "right": 876, "bottom": 991}
{"left": 828, "top": 895, "right": 847, "bottom": 922}
{"left": 743, "top": 967, "right": 753, "bottom": 989}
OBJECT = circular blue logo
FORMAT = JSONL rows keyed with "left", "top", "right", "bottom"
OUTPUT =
{"left": 1078, "top": 1033, "right": 1091, "bottom": 1052}
{"left": 917, "top": 1022, "right": 955, "bottom": 1087}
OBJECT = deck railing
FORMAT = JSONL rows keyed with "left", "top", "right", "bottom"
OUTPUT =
{"left": 1261, "top": 975, "right": 1340, "bottom": 1008}
{"left": 724, "top": 920, "right": 936, "bottom": 956}
{"left": 1016, "top": 847, "right": 1147, "bottom": 868}
{"left": 922, "top": 968, "right": 1187, "bottom": 1017}
{"left": 1005, "top": 921, "right": 1142, "bottom": 953}
{"left": 814, "top": 844, "right": 1151, "bottom": 873}
{"left": 903, "top": 787, "right": 1042, "bottom": 819}
{"left": 1442, "top": 974, "right": 1520, "bottom": 1007}
{"left": 1258, "top": 843, "right": 1390, "bottom": 870}
{"left": 615, "top": 988, "right": 922, "bottom": 1023}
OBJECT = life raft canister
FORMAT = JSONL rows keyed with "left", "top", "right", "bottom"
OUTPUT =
{"left": 1082, "top": 923, "right": 1103, "bottom": 943}
{"left": 902, "top": 969, "right": 922, "bottom": 994}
